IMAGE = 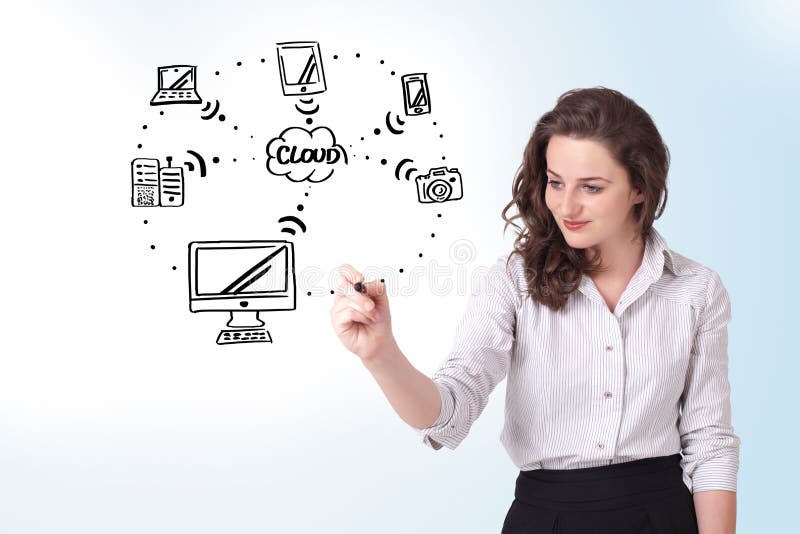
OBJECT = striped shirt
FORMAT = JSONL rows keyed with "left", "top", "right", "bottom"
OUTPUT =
{"left": 414, "top": 227, "right": 740, "bottom": 494}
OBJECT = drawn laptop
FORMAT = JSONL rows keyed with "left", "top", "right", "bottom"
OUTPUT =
{"left": 150, "top": 65, "right": 202, "bottom": 105}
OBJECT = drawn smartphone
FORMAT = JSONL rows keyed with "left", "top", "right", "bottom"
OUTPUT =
{"left": 159, "top": 166, "right": 184, "bottom": 207}
{"left": 276, "top": 41, "right": 327, "bottom": 96}
{"left": 402, "top": 73, "right": 431, "bottom": 116}
{"left": 131, "top": 158, "right": 160, "bottom": 207}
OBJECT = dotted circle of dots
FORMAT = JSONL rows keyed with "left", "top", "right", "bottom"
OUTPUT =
{"left": 297, "top": 204, "right": 304, "bottom": 211}
{"left": 237, "top": 61, "right": 242, "bottom": 66}
{"left": 380, "top": 158, "right": 387, "bottom": 165}
{"left": 218, "top": 114, "right": 226, "bottom": 122}
{"left": 373, "top": 128, "right": 381, "bottom": 135}
{"left": 399, "top": 268, "right": 404, "bottom": 273}
{"left": 212, "top": 157, "right": 220, "bottom": 164}
{"left": 150, "top": 245, "right": 156, "bottom": 250}
{"left": 215, "top": 71, "right": 220, "bottom": 75}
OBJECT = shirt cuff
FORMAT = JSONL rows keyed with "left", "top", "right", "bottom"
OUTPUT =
{"left": 415, "top": 380, "right": 457, "bottom": 450}
{"left": 684, "top": 451, "right": 739, "bottom": 493}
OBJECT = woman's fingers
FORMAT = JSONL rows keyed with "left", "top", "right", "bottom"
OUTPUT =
{"left": 336, "top": 264, "right": 364, "bottom": 286}
{"left": 331, "top": 295, "right": 377, "bottom": 322}
{"left": 331, "top": 303, "right": 375, "bottom": 330}
{"left": 335, "top": 270, "right": 375, "bottom": 312}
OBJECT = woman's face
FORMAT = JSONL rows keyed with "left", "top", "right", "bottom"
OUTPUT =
{"left": 543, "top": 134, "right": 644, "bottom": 252}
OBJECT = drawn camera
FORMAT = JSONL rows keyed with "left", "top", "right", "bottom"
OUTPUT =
{"left": 415, "top": 167, "right": 463, "bottom": 203}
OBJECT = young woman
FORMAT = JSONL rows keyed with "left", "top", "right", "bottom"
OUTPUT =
{"left": 330, "top": 87, "right": 740, "bottom": 534}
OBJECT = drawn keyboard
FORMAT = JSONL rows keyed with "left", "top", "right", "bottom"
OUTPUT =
{"left": 216, "top": 328, "right": 273, "bottom": 345}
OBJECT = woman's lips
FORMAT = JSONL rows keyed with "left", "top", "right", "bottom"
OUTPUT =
{"left": 564, "top": 220, "right": 589, "bottom": 230}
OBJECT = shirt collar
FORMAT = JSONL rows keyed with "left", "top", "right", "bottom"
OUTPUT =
{"left": 578, "top": 226, "right": 676, "bottom": 297}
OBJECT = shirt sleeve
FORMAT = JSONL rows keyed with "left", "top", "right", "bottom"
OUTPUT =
{"left": 678, "top": 269, "right": 741, "bottom": 493}
{"left": 414, "top": 254, "right": 519, "bottom": 450}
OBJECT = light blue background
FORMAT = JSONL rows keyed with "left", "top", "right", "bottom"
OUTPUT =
{"left": 1, "top": 0, "right": 797, "bottom": 532}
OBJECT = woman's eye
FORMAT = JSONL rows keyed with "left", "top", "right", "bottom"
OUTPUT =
{"left": 547, "top": 180, "right": 601, "bottom": 193}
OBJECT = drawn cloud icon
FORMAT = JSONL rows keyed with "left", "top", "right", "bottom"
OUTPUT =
{"left": 266, "top": 126, "right": 348, "bottom": 183}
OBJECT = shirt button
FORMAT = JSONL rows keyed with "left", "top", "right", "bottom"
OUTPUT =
{"left": 597, "top": 443, "right": 605, "bottom": 449}
{"left": 605, "top": 345, "right": 613, "bottom": 351}
{"left": 604, "top": 391, "right": 613, "bottom": 399}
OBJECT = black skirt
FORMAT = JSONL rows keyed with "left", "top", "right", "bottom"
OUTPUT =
{"left": 501, "top": 453, "right": 698, "bottom": 534}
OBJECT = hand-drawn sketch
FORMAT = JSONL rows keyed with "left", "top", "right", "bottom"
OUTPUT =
{"left": 131, "top": 158, "right": 160, "bottom": 206}
{"left": 184, "top": 150, "right": 207, "bottom": 178}
{"left": 188, "top": 240, "right": 297, "bottom": 345}
{"left": 394, "top": 158, "right": 418, "bottom": 181}
{"left": 134, "top": 50, "right": 455, "bottom": 329}
{"left": 415, "top": 167, "right": 463, "bottom": 203}
{"left": 131, "top": 157, "right": 185, "bottom": 207}
{"left": 401, "top": 73, "right": 431, "bottom": 116}
{"left": 276, "top": 41, "right": 327, "bottom": 96}
{"left": 294, "top": 97, "right": 319, "bottom": 116}
{"left": 200, "top": 99, "right": 224, "bottom": 121}
{"left": 385, "top": 111, "right": 405, "bottom": 134}
{"left": 150, "top": 65, "right": 202, "bottom": 106}
{"left": 278, "top": 215, "right": 307, "bottom": 235}
{"left": 266, "top": 126, "right": 348, "bottom": 182}
{"left": 159, "top": 157, "right": 184, "bottom": 207}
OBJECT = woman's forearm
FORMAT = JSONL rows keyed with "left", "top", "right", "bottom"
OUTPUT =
{"left": 361, "top": 340, "right": 442, "bottom": 430}
{"left": 693, "top": 490, "right": 736, "bottom": 534}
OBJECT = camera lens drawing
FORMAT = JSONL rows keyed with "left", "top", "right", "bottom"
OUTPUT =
{"left": 415, "top": 167, "right": 463, "bottom": 204}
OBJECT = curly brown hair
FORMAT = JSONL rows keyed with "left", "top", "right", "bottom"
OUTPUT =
{"left": 501, "top": 87, "right": 670, "bottom": 312}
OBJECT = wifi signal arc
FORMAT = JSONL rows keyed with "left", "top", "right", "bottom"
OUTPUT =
{"left": 295, "top": 101, "right": 320, "bottom": 115}
{"left": 278, "top": 215, "right": 307, "bottom": 235}
{"left": 201, "top": 100, "right": 220, "bottom": 120}
{"left": 394, "top": 158, "right": 417, "bottom": 181}
{"left": 184, "top": 150, "right": 207, "bottom": 177}
{"left": 385, "top": 111, "right": 405, "bottom": 135}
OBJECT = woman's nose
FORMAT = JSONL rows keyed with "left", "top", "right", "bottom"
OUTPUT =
{"left": 560, "top": 188, "right": 582, "bottom": 216}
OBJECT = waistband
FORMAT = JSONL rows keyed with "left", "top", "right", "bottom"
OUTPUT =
{"left": 514, "top": 454, "right": 687, "bottom": 511}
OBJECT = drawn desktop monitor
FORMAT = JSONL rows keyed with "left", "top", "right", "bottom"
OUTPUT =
{"left": 276, "top": 41, "right": 327, "bottom": 96}
{"left": 188, "top": 241, "right": 296, "bottom": 333}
